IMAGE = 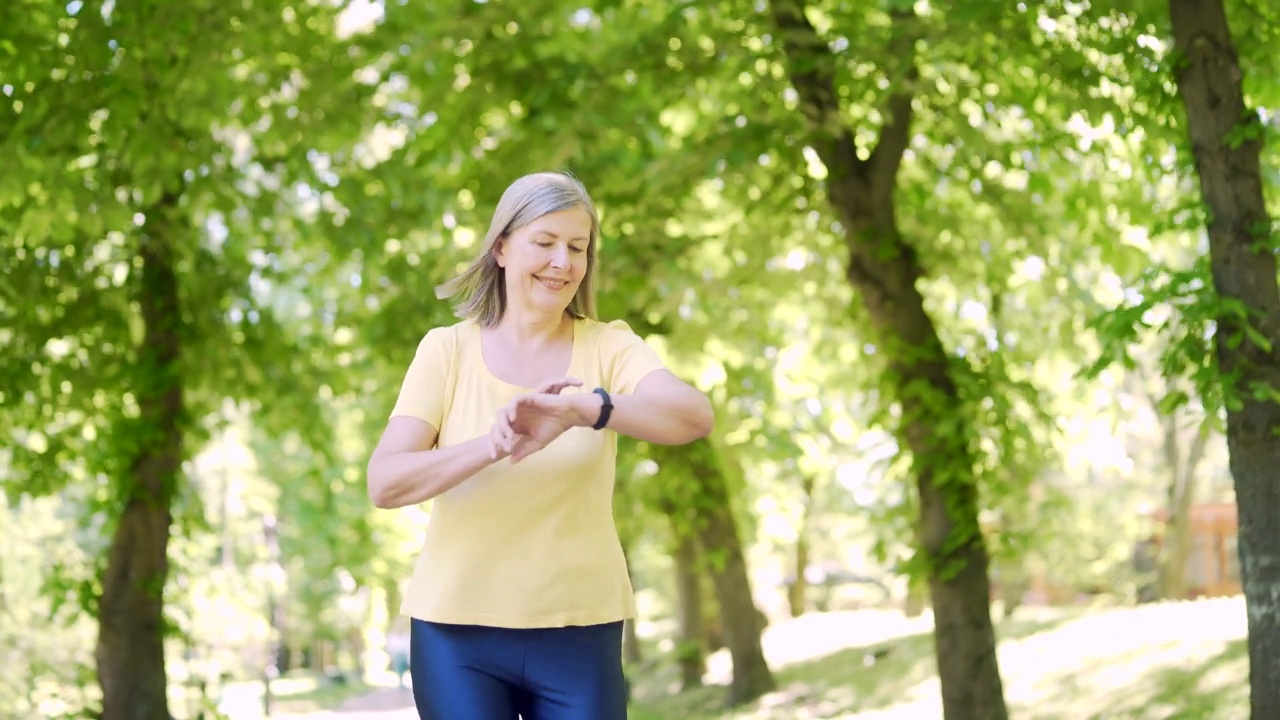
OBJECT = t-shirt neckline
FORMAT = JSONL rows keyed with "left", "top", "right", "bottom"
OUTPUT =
{"left": 473, "top": 317, "right": 582, "bottom": 392}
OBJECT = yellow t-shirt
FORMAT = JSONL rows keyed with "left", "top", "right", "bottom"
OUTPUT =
{"left": 388, "top": 316, "right": 667, "bottom": 628}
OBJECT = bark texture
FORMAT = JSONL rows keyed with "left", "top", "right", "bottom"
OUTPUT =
{"left": 1168, "top": 2, "right": 1280, "bottom": 716}
{"left": 1158, "top": 415, "right": 1211, "bottom": 599}
{"left": 657, "top": 440, "right": 776, "bottom": 705}
{"left": 771, "top": 3, "right": 1008, "bottom": 718}
{"left": 96, "top": 202, "right": 184, "bottom": 720}
{"left": 671, "top": 524, "right": 707, "bottom": 689}
{"left": 787, "top": 473, "right": 816, "bottom": 618}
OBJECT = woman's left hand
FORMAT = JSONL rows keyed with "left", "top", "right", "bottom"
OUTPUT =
{"left": 498, "top": 392, "right": 597, "bottom": 463}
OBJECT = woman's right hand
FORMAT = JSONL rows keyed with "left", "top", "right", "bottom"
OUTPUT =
{"left": 488, "top": 376, "right": 583, "bottom": 460}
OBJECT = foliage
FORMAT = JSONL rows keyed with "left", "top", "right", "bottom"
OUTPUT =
{"left": 0, "top": 0, "right": 1271, "bottom": 714}
{"left": 0, "top": 495, "right": 99, "bottom": 720}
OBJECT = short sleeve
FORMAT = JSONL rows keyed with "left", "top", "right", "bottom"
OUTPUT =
{"left": 600, "top": 320, "right": 668, "bottom": 395}
{"left": 389, "top": 326, "right": 455, "bottom": 429}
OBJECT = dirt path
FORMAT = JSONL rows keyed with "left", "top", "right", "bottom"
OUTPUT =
{"left": 334, "top": 687, "right": 417, "bottom": 713}
{"left": 266, "top": 686, "right": 417, "bottom": 719}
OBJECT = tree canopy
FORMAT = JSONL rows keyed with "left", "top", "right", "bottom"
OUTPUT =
{"left": 1, "top": 0, "right": 1276, "bottom": 718}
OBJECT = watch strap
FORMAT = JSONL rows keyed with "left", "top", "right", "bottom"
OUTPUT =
{"left": 591, "top": 387, "right": 613, "bottom": 430}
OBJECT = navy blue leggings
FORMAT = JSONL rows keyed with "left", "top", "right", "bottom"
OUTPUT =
{"left": 409, "top": 619, "right": 627, "bottom": 720}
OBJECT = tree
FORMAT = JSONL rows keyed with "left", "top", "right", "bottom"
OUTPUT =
{"left": 766, "top": 3, "right": 1008, "bottom": 716}
{"left": 0, "top": 2, "right": 379, "bottom": 716}
{"left": 1167, "top": 0, "right": 1280, "bottom": 715}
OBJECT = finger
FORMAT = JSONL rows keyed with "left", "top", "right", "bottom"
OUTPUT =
{"left": 489, "top": 425, "right": 505, "bottom": 458}
{"left": 501, "top": 404, "right": 522, "bottom": 442}
{"left": 496, "top": 402, "right": 518, "bottom": 438}
{"left": 510, "top": 436, "right": 536, "bottom": 464}
{"left": 535, "top": 376, "right": 584, "bottom": 395}
{"left": 488, "top": 425, "right": 510, "bottom": 460}
{"left": 493, "top": 405, "right": 518, "bottom": 451}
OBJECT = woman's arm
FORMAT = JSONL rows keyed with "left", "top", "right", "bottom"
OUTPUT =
{"left": 366, "top": 417, "right": 504, "bottom": 509}
{"left": 369, "top": 377, "right": 583, "bottom": 506}
{"left": 494, "top": 371, "right": 713, "bottom": 462}
{"left": 578, "top": 369, "right": 715, "bottom": 444}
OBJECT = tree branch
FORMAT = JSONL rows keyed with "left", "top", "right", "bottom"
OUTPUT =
{"left": 771, "top": 2, "right": 921, "bottom": 192}
{"left": 867, "top": 11, "right": 921, "bottom": 187}
{"left": 768, "top": 0, "right": 860, "bottom": 171}
{"left": 868, "top": 86, "right": 916, "bottom": 188}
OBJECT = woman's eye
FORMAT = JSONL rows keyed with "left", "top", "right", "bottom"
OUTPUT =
{"left": 570, "top": 246, "right": 585, "bottom": 254}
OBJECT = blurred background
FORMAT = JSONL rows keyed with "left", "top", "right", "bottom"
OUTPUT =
{"left": 2, "top": 1, "right": 1276, "bottom": 719}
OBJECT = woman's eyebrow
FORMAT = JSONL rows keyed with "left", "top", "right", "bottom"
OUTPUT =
{"left": 534, "top": 229, "right": 589, "bottom": 242}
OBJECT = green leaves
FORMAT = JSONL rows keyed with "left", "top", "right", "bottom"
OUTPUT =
{"left": 0, "top": 0, "right": 1274, "bottom": 710}
{"left": 1082, "top": 255, "right": 1246, "bottom": 416}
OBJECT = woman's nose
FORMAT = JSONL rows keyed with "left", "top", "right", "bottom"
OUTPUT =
{"left": 550, "top": 245, "right": 569, "bottom": 268}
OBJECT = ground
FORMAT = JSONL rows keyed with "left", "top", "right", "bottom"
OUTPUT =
{"left": 217, "top": 596, "right": 1248, "bottom": 720}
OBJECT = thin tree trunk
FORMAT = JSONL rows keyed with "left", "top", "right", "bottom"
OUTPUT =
{"left": 682, "top": 442, "right": 775, "bottom": 705}
{"left": 787, "top": 474, "right": 816, "bottom": 618}
{"left": 96, "top": 201, "right": 184, "bottom": 720}
{"left": 701, "top": 572, "right": 724, "bottom": 651}
{"left": 671, "top": 525, "right": 706, "bottom": 690}
{"left": 1169, "top": 2, "right": 1280, "bottom": 717}
{"left": 903, "top": 575, "right": 928, "bottom": 618}
{"left": 771, "top": 5, "right": 1007, "bottom": 718}
{"left": 995, "top": 531, "right": 1030, "bottom": 621}
{"left": 384, "top": 577, "right": 403, "bottom": 633}
{"left": 619, "top": 543, "right": 642, "bottom": 665}
{"left": 1158, "top": 415, "right": 1212, "bottom": 599}
{"left": 219, "top": 459, "right": 233, "bottom": 569}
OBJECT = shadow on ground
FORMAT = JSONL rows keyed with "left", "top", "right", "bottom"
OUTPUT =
{"left": 629, "top": 612, "right": 1069, "bottom": 720}
{"left": 1148, "top": 639, "right": 1248, "bottom": 717}
{"left": 1017, "top": 638, "right": 1248, "bottom": 720}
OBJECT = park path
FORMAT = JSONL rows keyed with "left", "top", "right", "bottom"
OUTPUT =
{"left": 272, "top": 687, "right": 417, "bottom": 720}
{"left": 331, "top": 686, "right": 416, "bottom": 716}
{"left": 216, "top": 681, "right": 417, "bottom": 720}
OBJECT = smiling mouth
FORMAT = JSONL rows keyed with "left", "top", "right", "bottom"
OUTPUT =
{"left": 535, "top": 276, "right": 569, "bottom": 290}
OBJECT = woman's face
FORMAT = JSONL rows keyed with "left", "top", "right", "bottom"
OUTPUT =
{"left": 494, "top": 207, "right": 592, "bottom": 315}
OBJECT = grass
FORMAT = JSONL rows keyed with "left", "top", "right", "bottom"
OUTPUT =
{"left": 627, "top": 597, "right": 1248, "bottom": 720}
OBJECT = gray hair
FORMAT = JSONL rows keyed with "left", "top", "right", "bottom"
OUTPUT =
{"left": 436, "top": 171, "right": 600, "bottom": 327}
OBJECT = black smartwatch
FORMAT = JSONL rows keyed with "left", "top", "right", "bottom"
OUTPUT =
{"left": 591, "top": 387, "right": 613, "bottom": 430}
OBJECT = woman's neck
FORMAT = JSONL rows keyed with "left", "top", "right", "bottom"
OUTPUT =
{"left": 493, "top": 307, "right": 572, "bottom": 348}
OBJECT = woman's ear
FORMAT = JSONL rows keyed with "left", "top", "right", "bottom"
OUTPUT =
{"left": 492, "top": 237, "right": 507, "bottom": 268}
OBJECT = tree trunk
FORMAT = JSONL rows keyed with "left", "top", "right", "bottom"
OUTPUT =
{"left": 1158, "top": 415, "right": 1212, "bottom": 599}
{"left": 683, "top": 442, "right": 775, "bottom": 705}
{"left": 771, "top": 5, "right": 1007, "bottom": 719}
{"left": 787, "top": 474, "right": 816, "bottom": 618}
{"left": 671, "top": 525, "right": 706, "bottom": 690}
{"left": 1168, "top": 2, "right": 1280, "bottom": 717}
{"left": 995, "top": 551, "right": 1029, "bottom": 620}
{"left": 701, "top": 572, "right": 725, "bottom": 651}
{"left": 903, "top": 574, "right": 928, "bottom": 618}
{"left": 96, "top": 207, "right": 184, "bottom": 720}
{"left": 384, "top": 576, "right": 403, "bottom": 633}
{"left": 617, "top": 521, "right": 643, "bottom": 665}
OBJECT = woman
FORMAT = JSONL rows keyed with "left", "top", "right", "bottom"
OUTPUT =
{"left": 367, "top": 171, "right": 715, "bottom": 720}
